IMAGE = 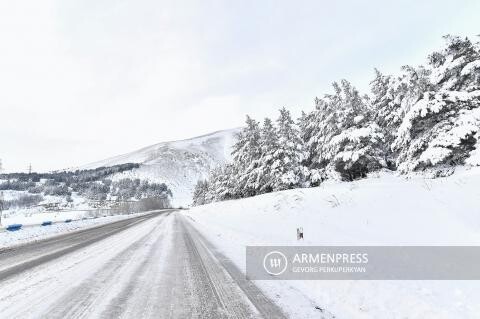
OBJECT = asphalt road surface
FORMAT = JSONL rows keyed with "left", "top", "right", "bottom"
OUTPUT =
{"left": 0, "top": 210, "right": 287, "bottom": 318}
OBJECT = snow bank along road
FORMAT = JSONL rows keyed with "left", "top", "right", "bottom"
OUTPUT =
{"left": 0, "top": 210, "right": 287, "bottom": 318}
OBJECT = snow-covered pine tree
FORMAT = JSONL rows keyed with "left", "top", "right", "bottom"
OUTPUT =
{"left": 332, "top": 114, "right": 386, "bottom": 181}
{"left": 192, "top": 179, "right": 209, "bottom": 206}
{"left": 298, "top": 111, "right": 315, "bottom": 159}
{"left": 267, "top": 107, "right": 305, "bottom": 190}
{"left": 370, "top": 65, "right": 431, "bottom": 169}
{"left": 205, "top": 164, "right": 237, "bottom": 202}
{"left": 255, "top": 117, "right": 279, "bottom": 194}
{"left": 199, "top": 34, "right": 480, "bottom": 205}
{"left": 466, "top": 129, "right": 480, "bottom": 166}
{"left": 304, "top": 87, "right": 340, "bottom": 172}
{"left": 231, "top": 116, "right": 262, "bottom": 197}
{"left": 370, "top": 68, "right": 395, "bottom": 167}
{"left": 393, "top": 35, "right": 480, "bottom": 173}
{"left": 306, "top": 80, "right": 386, "bottom": 180}
{"left": 299, "top": 104, "right": 325, "bottom": 185}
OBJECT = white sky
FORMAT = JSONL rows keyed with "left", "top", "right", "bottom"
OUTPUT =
{"left": 1, "top": 0, "right": 479, "bottom": 172}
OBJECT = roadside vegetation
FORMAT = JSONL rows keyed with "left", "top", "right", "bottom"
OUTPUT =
{"left": 0, "top": 163, "right": 172, "bottom": 210}
{"left": 194, "top": 35, "right": 480, "bottom": 205}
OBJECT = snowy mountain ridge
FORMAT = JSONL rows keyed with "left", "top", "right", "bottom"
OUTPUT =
{"left": 78, "top": 128, "right": 241, "bottom": 206}
{"left": 80, "top": 128, "right": 240, "bottom": 169}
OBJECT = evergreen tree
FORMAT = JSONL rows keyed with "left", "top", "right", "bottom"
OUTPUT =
{"left": 331, "top": 116, "right": 386, "bottom": 180}
{"left": 393, "top": 35, "right": 480, "bottom": 173}
{"left": 192, "top": 179, "right": 209, "bottom": 206}
{"left": 231, "top": 116, "right": 262, "bottom": 197}
{"left": 255, "top": 117, "right": 279, "bottom": 193}
{"left": 298, "top": 111, "right": 315, "bottom": 160}
{"left": 305, "top": 80, "right": 386, "bottom": 180}
{"left": 268, "top": 107, "right": 305, "bottom": 190}
{"left": 205, "top": 164, "right": 237, "bottom": 202}
{"left": 200, "top": 34, "right": 480, "bottom": 205}
{"left": 370, "top": 69, "right": 395, "bottom": 166}
{"left": 370, "top": 65, "right": 431, "bottom": 169}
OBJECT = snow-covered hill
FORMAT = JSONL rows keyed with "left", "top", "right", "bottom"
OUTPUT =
{"left": 185, "top": 166, "right": 480, "bottom": 318}
{"left": 79, "top": 128, "right": 240, "bottom": 206}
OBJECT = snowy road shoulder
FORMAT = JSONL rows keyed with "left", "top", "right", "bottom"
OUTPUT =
{"left": 183, "top": 168, "right": 480, "bottom": 319}
{"left": 0, "top": 210, "right": 167, "bottom": 250}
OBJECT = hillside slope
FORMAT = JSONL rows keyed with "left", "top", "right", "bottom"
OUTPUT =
{"left": 79, "top": 128, "right": 240, "bottom": 206}
{"left": 185, "top": 166, "right": 480, "bottom": 318}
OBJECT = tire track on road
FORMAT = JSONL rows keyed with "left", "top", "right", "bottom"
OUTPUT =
{"left": 0, "top": 210, "right": 171, "bottom": 281}
{"left": 44, "top": 213, "right": 170, "bottom": 319}
{"left": 180, "top": 214, "right": 289, "bottom": 319}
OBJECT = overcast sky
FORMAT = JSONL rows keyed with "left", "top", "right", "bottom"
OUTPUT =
{"left": 0, "top": 0, "right": 479, "bottom": 172}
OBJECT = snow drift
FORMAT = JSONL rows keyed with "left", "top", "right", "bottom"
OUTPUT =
{"left": 185, "top": 166, "right": 480, "bottom": 319}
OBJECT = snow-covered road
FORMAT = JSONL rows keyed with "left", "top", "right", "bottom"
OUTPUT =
{"left": 0, "top": 210, "right": 286, "bottom": 318}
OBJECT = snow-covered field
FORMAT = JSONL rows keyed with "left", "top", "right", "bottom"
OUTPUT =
{"left": 0, "top": 190, "right": 99, "bottom": 220}
{"left": 184, "top": 166, "right": 480, "bottom": 319}
{"left": 0, "top": 212, "right": 150, "bottom": 249}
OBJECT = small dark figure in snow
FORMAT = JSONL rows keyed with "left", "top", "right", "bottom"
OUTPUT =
{"left": 297, "top": 227, "right": 304, "bottom": 240}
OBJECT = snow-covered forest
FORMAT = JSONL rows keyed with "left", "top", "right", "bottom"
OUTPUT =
{"left": 193, "top": 35, "right": 480, "bottom": 205}
{"left": 0, "top": 163, "right": 172, "bottom": 211}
